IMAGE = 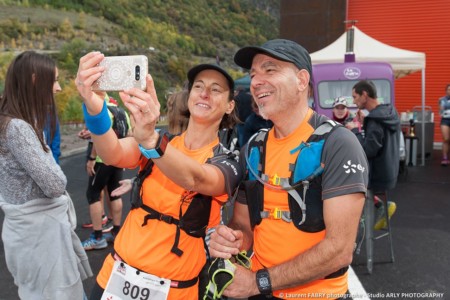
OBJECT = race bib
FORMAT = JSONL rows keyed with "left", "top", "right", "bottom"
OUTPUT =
{"left": 101, "top": 260, "right": 170, "bottom": 300}
{"left": 443, "top": 109, "right": 450, "bottom": 118}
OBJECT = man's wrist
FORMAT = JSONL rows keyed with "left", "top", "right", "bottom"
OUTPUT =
{"left": 87, "top": 156, "right": 96, "bottom": 161}
{"left": 256, "top": 268, "right": 272, "bottom": 295}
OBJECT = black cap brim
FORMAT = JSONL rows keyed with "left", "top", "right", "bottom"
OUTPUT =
{"left": 187, "top": 64, "right": 234, "bottom": 93}
{"left": 234, "top": 46, "right": 297, "bottom": 70}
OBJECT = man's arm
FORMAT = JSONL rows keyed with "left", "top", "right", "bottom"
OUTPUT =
{"left": 221, "top": 193, "right": 364, "bottom": 298}
{"left": 209, "top": 200, "right": 253, "bottom": 259}
{"left": 269, "top": 193, "right": 364, "bottom": 289}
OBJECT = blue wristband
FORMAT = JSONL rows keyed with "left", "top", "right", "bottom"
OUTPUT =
{"left": 82, "top": 101, "right": 111, "bottom": 135}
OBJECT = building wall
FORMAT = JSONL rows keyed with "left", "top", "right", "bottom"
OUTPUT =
{"left": 280, "top": 0, "right": 346, "bottom": 52}
{"left": 347, "top": 0, "right": 450, "bottom": 142}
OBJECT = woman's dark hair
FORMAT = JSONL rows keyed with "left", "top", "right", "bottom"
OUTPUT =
{"left": 219, "top": 101, "right": 241, "bottom": 130}
{"left": 0, "top": 51, "right": 58, "bottom": 152}
{"left": 218, "top": 85, "right": 241, "bottom": 129}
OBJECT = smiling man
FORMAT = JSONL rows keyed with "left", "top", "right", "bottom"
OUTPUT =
{"left": 209, "top": 39, "right": 369, "bottom": 300}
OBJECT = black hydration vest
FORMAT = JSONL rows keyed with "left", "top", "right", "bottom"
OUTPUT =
{"left": 243, "top": 116, "right": 348, "bottom": 279}
{"left": 130, "top": 138, "right": 233, "bottom": 257}
{"left": 244, "top": 117, "right": 340, "bottom": 232}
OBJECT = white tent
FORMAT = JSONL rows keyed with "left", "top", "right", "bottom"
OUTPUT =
{"left": 310, "top": 26, "right": 425, "bottom": 79}
{"left": 310, "top": 26, "right": 427, "bottom": 165}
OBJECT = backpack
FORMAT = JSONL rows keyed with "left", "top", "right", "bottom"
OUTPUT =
{"left": 244, "top": 117, "right": 341, "bottom": 232}
{"left": 243, "top": 117, "right": 350, "bottom": 279}
{"left": 107, "top": 105, "right": 129, "bottom": 139}
{"left": 218, "top": 127, "right": 239, "bottom": 156}
{"left": 130, "top": 135, "right": 235, "bottom": 257}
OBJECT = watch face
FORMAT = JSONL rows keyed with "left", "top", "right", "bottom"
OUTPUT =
{"left": 256, "top": 269, "right": 272, "bottom": 295}
{"left": 258, "top": 276, "right": 270, "bottom": 288}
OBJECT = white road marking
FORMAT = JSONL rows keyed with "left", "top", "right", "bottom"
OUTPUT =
{"left": 348, "top": 266, "right": 371, "bottom": 299}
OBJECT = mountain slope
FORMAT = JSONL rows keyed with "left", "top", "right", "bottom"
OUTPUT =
{"left": 0, "top": 0, "right": 280, "bottom": 120}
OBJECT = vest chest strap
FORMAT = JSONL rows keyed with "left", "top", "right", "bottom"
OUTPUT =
{"left": 260, "top": 208, "right": 291, "bottom": 222}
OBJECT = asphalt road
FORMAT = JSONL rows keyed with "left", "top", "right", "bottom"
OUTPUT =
{"left": 0, "top": 150, "right": 449, "bottom": 299}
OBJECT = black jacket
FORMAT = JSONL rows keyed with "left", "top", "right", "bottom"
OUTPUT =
{"left": 356, "top": 104, "right": 400, "bottom": 191}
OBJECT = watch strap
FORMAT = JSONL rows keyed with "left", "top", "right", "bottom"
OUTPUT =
{"left": 139, "top": 132, "right": 170, "bottom": 159}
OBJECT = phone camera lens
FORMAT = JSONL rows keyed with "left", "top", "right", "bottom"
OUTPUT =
{"left": 135, "top": 65, "right": 141, "bottom": 81}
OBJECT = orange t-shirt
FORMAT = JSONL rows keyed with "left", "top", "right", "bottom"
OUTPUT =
{"left": 251, "top": 109, "right": 348, "bottom": 299}
{"left": 97, "top": 133, "right": 228, "bottom": 300}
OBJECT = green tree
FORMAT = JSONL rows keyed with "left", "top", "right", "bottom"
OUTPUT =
{"left": 58, "top": 38, "right": 91, "bottom": 73}
{"left": 75, "top": 11, "right": 87, "bottom": 30}
{"left": 61, "top": 98, "right": 84, "bottom": 123}
{"left": 0, "top": 52, "right": 15, "bottom": 93}
{"left": 58, "top": 18, "right": 74, "bottom": 39}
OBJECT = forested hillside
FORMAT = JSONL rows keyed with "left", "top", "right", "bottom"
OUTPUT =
{"left": 0, "top": 0, "right": 279, "bottom": 122}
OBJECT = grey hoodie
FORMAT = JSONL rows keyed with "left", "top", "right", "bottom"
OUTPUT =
{"left": 357, "top": 104, "right": 400, "bottom": 191}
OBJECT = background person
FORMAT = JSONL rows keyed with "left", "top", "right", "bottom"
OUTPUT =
{"left": 44, "top": 114, "right": 62, "bottom": 164}
{"left": 77, "top": 127, "right": 113, "bottom": 229}
{"left": 75, "top": 53, "right": 243, "bottom": 300}
{"left": 438, "top": 84, "right": 450, "bottom": 166}
{"left": 0, "top": 50, "right": 92, "bottom": 299}
{"left": 81, "top": 93, "right": 131, "bottom": 250}
{"left": 347, "top": 80, "right": 399, "bottom": 230}
{"left": 332, "top": 96, "right": 362, "bottom": 134}
{"left": 238, "top": 96, "right": 273, "bottom": 146}
{"left": 332, "top": 96, "right": 353, "bottom": 124}
{"left": 166, "top": 89, "right": 190, "bottom": 135}
{"left": 235, "top": 88, "right": 254, "bottom": 147}
{"left": 234, "top": 87, "right": 253, "bottom": 124}
{"left": 209, "top": 39, "right": 368, "bottom": 300}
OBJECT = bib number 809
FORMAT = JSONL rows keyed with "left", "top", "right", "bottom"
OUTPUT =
{"left": 123, "top": 281, "right": 150, "bottom": 300}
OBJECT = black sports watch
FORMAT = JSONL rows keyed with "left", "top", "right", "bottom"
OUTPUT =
{"left": 139, "top": 132, "right": 170, "bottom": 159}
{"left": 256, "top": 268, "right": 272, "bottom": 295}
{"left": 87, "top": 156, "right": 96, "bottom": 161}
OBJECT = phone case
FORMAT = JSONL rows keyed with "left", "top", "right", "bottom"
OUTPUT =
{"left": 92, "top": 55, "right": 148, "bottom": 91}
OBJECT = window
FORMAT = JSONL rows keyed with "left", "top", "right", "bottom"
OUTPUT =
{"left": 317, "top": 79, "right": 392, "bottom": 108}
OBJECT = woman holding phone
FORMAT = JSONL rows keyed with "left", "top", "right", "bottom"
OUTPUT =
{"left": 76, "top": 52, "right": 243, "bottom": 300}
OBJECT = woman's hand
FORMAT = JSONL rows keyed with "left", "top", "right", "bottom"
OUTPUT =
{"left": 75, "top": 51, "right": 106, "bottom": 115}
{"left": 120, "top": 74, "right": 161, "bottom": 149}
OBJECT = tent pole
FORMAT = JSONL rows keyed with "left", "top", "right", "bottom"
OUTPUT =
{"left": 421, "top": 69, "right": 426, "bottom": 166}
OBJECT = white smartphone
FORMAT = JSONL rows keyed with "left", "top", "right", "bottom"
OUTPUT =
{"left": 92, "top": 55, "right": 148, "bottom": 91}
